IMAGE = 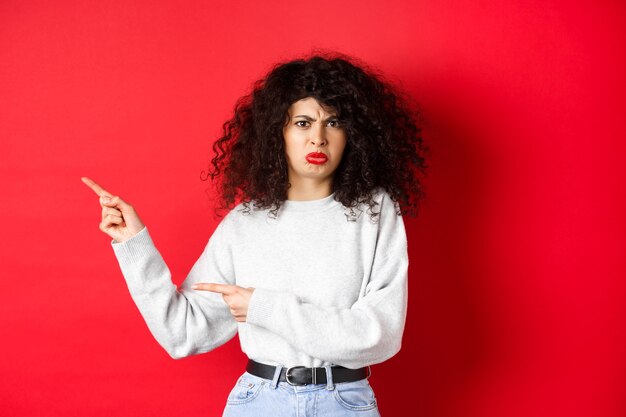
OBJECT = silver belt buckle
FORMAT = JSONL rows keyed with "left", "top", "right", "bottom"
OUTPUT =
{"left": 285, "top": 366, "right": 309, "bottom": 386}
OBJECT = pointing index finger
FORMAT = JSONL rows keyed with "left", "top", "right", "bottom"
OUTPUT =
{"left": 192, "top": 283, "right": 235, "bottom": 294}
{"left": 81, "top": 176, "right": 113, "bottom": 198}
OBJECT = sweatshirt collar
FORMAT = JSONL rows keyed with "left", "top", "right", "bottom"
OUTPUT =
{"left": 281, "top": 192, "right": 340, "bottom": 212}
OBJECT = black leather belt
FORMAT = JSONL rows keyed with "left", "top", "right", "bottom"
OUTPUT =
{"left": 246, "top": 359, "right": 370, "bottom": 386}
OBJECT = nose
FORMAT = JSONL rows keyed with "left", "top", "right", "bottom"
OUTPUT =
{"left": 310, "top": 124, "right": 327, "bottom": 147}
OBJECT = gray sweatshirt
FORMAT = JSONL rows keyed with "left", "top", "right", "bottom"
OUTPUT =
{"left": 111, "top": 188, "right": 408, "bottom": 369}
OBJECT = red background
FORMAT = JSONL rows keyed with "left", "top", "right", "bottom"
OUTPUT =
{"left": 1, "top": 1, "right": 625, "bottom": 416}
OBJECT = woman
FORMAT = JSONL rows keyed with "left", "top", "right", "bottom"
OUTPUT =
{"left": 82, "top": 52, "right": 428, "bottom": 416}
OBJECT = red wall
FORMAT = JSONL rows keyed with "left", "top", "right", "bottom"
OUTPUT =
{"left": 1, "top": 1, "right": 625, "bottom": 416}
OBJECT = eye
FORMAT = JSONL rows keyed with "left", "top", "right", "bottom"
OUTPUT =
{"left": 327, "top": 120, "right": 341, "bottom": 128}
{"left": 295, "top": 120, "right": 309, "bottom": 127}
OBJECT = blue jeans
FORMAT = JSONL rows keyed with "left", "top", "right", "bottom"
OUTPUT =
{"left": 222, "top": 365, "right": 381, "bottom": 417}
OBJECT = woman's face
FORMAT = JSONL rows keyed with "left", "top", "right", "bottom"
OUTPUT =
{"left": 282, "top": 97, "right": 347, "bottom": 185}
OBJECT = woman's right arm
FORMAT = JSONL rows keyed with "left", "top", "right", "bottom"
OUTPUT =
{"left": 82, "top": 177, "right": 238, "bottom": 359}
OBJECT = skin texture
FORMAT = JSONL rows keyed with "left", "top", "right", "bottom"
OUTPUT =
{"left": 282, "top": 97, "right": 347, "bottom": 201}
{"left": 81, "top": 177, "right": 145, "bottom": 243}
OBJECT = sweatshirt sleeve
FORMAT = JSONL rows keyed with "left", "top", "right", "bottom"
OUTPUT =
{"left": 245, "top": 192, "right": 409, "bottom": 369}
{"left": 111, "top": 218, "right": 238, "bottom": 359}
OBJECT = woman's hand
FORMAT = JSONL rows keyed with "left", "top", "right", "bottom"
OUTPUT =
{"left": 191, "top": 283, "right": 255, "bottom": 322}
{"left": 81, "top": 176, "right": 146, "bottom": 243}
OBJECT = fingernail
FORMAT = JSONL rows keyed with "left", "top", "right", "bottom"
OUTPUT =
{"left": 102, "top": 197, "right": 110, "bottom": 202}
{"left": 191, "top": 284, "right": 199, "bottom": 289}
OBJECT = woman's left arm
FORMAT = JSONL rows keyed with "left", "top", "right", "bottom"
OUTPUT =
{"left": 193, "top": 193, "right": 409, "bottom": 368}
{"left": 248, "top": 260, "right": 407, "bottom": 368}
{"left": 249, "top": 196, "right": 409, "bottom": 369}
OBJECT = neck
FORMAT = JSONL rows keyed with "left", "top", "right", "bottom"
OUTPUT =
{"left": 286, "top": 177, "right": 334, "bottom": 201}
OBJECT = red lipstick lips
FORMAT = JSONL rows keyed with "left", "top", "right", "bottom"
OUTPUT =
{"left": 306, "top": 152, "right": 328, "bottom": 165}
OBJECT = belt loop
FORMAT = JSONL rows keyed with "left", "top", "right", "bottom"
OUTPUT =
{"left": 324, "top": 365, "right": 335, "bottom": 391}
{"left": 270, "top": 364, "right": 283, "bottom": 389}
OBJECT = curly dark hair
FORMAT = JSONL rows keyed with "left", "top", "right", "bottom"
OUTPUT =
{"left": 201, "top": 50, "right": 429, "bottom": 221}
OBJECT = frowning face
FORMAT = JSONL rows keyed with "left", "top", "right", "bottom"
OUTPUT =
{"left": 282, "top": 97, "right": 347, "bottom": 185}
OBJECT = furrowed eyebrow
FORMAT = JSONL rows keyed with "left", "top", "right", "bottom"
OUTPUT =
{"left": 294, "top": 115, "right": 338, "bottom": 122}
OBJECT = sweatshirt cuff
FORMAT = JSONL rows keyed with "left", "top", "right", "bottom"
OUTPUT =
{"left": 110, "top": 226, "right": 155, "bottom": 264}
{"left": 247, "top": 287, "right": 287, "bottom": 329}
